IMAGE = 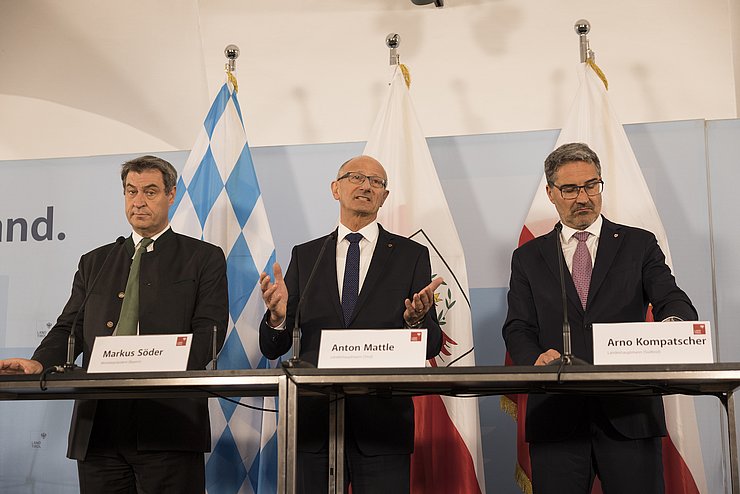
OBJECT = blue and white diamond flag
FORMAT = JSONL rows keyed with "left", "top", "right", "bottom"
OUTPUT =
{"left": 170, "top": 76, "right": 278, "bottom": 494}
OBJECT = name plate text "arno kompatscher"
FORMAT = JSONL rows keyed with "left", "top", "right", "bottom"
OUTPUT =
{"left": 592, "top": 321, "right": 713, "bottom": 365}
{"left": 317, "top": 329, "right": 428, "bottom": 369}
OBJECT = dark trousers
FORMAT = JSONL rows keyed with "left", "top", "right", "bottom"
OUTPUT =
{"left": 297, "top": 434, "right": 410, "bottom": 494}
{"left": 529, "top": 400, "right": 664, "bottom": 494}
{"left": 77, "top": 400, "right": 205, "bottom": 494}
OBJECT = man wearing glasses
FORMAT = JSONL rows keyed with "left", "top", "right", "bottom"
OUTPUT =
{"left": 502, "top": 142, "right": 696, "bottom": 494}
{"left": 259, "top": 155, "right": 443, "bottom": 493}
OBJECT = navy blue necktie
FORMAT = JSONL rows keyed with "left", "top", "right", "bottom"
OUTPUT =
{"left": 341, "top": 233, "right": 363, "bottom": 326}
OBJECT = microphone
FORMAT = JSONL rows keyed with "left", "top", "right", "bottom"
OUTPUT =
{"left": 548, "top": 223, "right": 587, "bottom": 367}
{"left": 283, "top": 230, "right": 336, "bottom": 368}
{"left": 55, "top": 236, "right": 127, "bottom": 373}
{"left": 211, "top": 325, "right": 219, "bottom": 370}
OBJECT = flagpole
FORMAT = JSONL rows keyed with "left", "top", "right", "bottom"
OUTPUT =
{"left": 574, "top": 19, "right": 592, "bottom": 63}
{"left": 386, "top": 33, "right": 401, "bottom": 65}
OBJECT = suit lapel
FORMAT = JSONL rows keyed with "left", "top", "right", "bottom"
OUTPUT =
{"left": 539, "top": 225, "right": 584, "bottom": 315}
{"left": 322, "top": 229, "right": 344, "bottom": 324}
{"left": 588, "top": 217, "right": 623, "bottom": 306}
{"left": 348, "top": 226, "right": 394, "bottom": 326}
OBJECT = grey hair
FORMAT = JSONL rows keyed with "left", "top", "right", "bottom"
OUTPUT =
{"left": 544, "top": 142, "right": 601, "bottom": 184}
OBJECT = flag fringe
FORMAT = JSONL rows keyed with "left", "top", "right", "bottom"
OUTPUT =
{"left": 499, "top": 395, "right": 518, "bottom": 421}
{"left": 515, "top": 462, "right": 533, "bottom": 494}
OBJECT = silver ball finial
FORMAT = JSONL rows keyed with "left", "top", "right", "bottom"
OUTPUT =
{"left": 224, "top": 44, "right": 240, "bottom": 60}
{"left": 574, "top": 19, "right": 590, "bottom": 36}
{"left": 386, "top": 33, "right": 401, "bottom": 49}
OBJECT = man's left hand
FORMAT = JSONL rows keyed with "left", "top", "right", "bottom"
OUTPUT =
{"left": 403, "top": 277, "right": 444, "bottom": 327}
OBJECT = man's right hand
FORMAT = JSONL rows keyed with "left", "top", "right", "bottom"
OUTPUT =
{"left": 0, "top": 358, "right": 43, "bottom": 375}
{"left": 259, "top": 262, "right": 288, "bottom": 327}
{"left": 534, "top": 349, "right": 562, "bottom": 366}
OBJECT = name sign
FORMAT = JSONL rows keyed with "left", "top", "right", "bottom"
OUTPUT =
{"left": 318, "top": 328, "right": 427, "bottom": 369}
{"left": 87, "top": 334, "right": 193, "bottom": 373}
{"left": 593, "top": 321, "right": 713, "bottom": 365}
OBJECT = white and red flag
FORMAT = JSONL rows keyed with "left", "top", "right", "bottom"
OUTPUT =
{"left": 502, "top": 61, "right": 707, "bottom": 494}
{"left": 364, "top": 64, "right": 485, "bottom": 493}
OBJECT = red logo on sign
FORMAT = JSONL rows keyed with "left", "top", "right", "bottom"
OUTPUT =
{"left": 410, "top": 331, "right": 422, "bottom": 342}
{"left": 693, "top": 324, "right": 706, "bottom": 335}
{"left": 176, "top": 336, "right": 188, "bottom": 346}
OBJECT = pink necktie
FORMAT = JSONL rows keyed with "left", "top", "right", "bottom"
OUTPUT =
{"left": 572, "top": 231, "right": 592, "bottom": 309}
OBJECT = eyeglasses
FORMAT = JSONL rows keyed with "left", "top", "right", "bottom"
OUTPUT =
{"left": 551, "top": 179, "right": 604, "bottom": 199}
{"left": 337, "top": 171, "right": 387, "bottom": 189}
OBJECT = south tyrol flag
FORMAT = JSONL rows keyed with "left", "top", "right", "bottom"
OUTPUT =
{"left": 502, "top": 62, "right": 708, "bottom": 494}
{"left": 364, "top": 65, "right": 485, "bottom": 493}
{"left": 170, "top": 78, "right": 278, "bottom": 494}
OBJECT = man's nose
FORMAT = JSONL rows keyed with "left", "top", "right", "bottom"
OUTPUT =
{"left": 574, "top": 187, "right": 590, "bottom": 202}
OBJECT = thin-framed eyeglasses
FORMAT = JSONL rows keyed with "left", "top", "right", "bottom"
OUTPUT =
{"left": 337, "top": 171, "right": 387, "bottom": 189}
{"left": 551, "top": 179, "right": 604, "bottom": 200}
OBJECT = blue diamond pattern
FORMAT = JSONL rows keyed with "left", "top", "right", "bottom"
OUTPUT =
{"left": 231, "top": 91, "right": 244, "bottom": 127}
{"left": 250, "top": 429, "right": 278, "bottom": 494}
{"left": 225, "top": 145, "right": 261, "bottom": 228}
{"left": 206, "top": 425, "right": 248, "bottom": 493}
{"left": 227, "top": 233, "right": 260, "bottom": 322}
{"left": 204, "top": 84, "right": 231, "bottom": 139}
{"left": 168, "top": 176, "right": 187, "bottom": 222}
{"left": 188, "top": 148, "right": 224, "bottom": 229}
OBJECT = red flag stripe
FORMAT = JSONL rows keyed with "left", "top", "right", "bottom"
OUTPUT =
{"left": 411, "top": 395, "right": 481, "bottom": 493}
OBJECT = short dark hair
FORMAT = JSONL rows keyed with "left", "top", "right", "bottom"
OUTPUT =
{"left": 120, "top": 155, "right": 177, "bottom": 193}
{"left": 544, "top": 142, "right": 601, "bottom": 184}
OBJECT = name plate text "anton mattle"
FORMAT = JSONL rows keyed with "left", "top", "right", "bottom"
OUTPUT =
{"left": 318, "top": 328, "right": 428, "bottom": 369}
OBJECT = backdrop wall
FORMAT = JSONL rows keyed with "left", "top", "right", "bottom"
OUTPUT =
{"left": 0, "top": 119, "right": 737, "bottom": 493}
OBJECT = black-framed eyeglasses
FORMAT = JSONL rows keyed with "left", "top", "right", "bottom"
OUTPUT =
{"left": 337, "top": 171, "right": 387, "bottom": 189}
{"left": 551, "top": 179, "right": 604, "bottom": 200}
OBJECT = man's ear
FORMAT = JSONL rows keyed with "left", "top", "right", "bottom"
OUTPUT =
{"left": 331, "top": 181, "right": 340, "bottom": 200}
{"left": 379, "top": 189, "right": 389, "bottom": 207}
{"left": 545, "top": 184, "right": 556, "bottom": 205}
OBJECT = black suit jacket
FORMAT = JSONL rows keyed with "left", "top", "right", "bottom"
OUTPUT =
{"left": 260, "top": 225, "right": 443, "bottom": 455}
{"left": 32, "top": 228, "right": 228, "bottom": 459}
{"left": 503, "top": 217, "right": 697, "bottom": 442}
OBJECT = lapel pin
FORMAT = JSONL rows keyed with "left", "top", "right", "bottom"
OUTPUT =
{"left": 388, "top": 243, "right": 393, "bottom": 248}
{"left": 614, "top": 233, "right": 618, "bottom": 238}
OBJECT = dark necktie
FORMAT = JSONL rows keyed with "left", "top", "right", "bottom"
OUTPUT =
{"left": 116, "top": 237, "right": 153, "bottom": 335}
{"left": 341, "top": 233, "right": 363, "bottom": 326}
{"left": 572, "top": 231, "right": 592, "bottom": 309}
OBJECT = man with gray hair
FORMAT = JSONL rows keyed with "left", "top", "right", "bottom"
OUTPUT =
{"left": 0, "top": 155, "right": 228, "bottom": 493}
{"left": 503, "top": 142, "right": 697, "bottom": 493}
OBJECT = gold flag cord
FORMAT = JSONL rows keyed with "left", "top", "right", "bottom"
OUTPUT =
{"left": 226, "top": 66, "right": 239, "bottom": 93}
{"left": 399, "top": 63, "right": 411, "bottom": 89}
{"left": 586, "top": 58, "right": 608, "bottom": 90}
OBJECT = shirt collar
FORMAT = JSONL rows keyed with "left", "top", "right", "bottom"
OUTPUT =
{"left": 132, "top": 225, "right": 170, "bottom": 246}
{"left": 560, "top": 215, "right": 602, "bottom": 241}
{"left": 337, "top": 221, "right": 379, "bottom": 243}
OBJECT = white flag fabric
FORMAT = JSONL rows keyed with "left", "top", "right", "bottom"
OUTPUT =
{"left": 513, "top": 62, "right": 707, "bottom": 494}
{"left": 170, "top": 79, "right": 279, "bottom": 494}
{"left": 364, "top": 65, "right": 485, "bottom": 493}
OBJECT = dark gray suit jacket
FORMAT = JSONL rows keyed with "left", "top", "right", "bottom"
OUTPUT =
{"left": 503, "top": 217, "right": 697, "bottom": 442}
{"left": 260, "top": 225, "right": 443, "bottom": 455}
{"left": 32, "top": 228, "right": 228, "bottom": 459}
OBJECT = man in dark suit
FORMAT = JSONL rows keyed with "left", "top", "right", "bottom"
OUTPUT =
{"left": 502, "top": 143, "right": 697, "bottom": 494}
{"left": 259, "top": 155, "right": 443, "bottom": 494}
{"left": 0, "top": 155, "right": 228, "bottom": 494}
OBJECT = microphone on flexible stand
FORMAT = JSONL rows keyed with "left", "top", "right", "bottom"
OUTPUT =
{"left": 548, "top": 223, "right": 588, "bottom": 367}
{"left": 283, "top": 230, "right": 336, "bottom": 368}
{"left": 50, "top": 236, "right": 127, "bottom": 374}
